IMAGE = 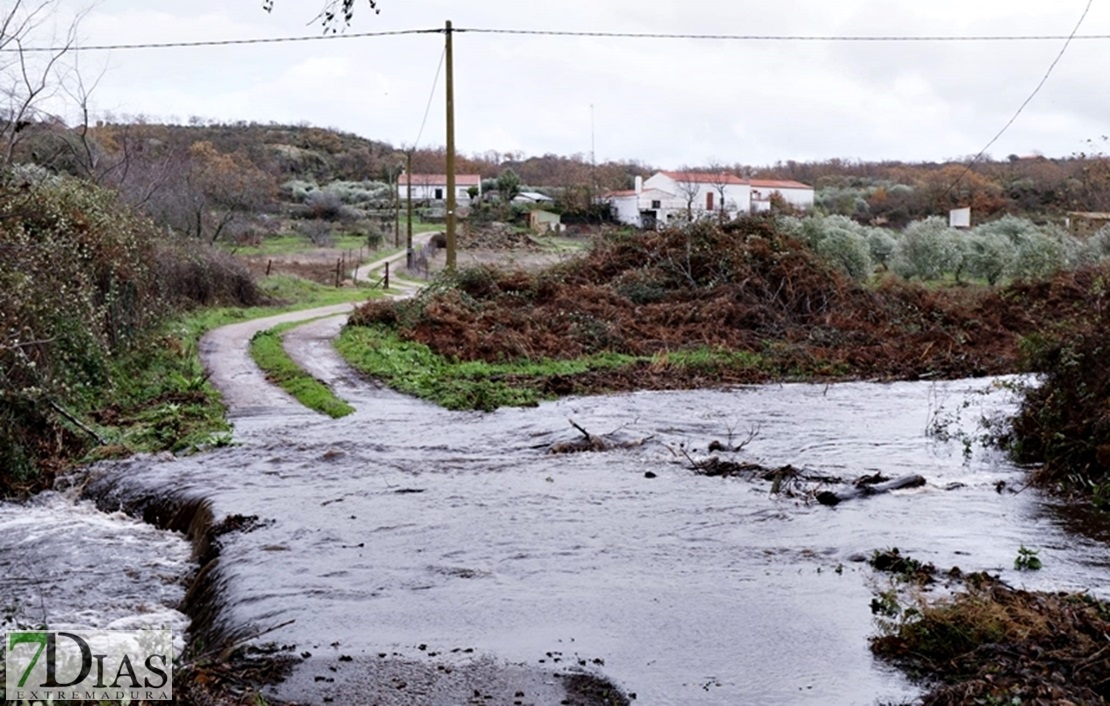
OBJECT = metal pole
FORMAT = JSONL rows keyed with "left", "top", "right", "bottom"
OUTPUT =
{"left": 445, "top": 19, "right": 457, "bottom": 271}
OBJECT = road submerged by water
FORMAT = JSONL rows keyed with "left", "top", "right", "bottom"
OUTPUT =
{"left": 4, "top": 286, "right": 1110, "bottom": 705}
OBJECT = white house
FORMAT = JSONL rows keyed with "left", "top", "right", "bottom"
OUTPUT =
{"left": 398, "top": 173, "right": 482, "bottom": 204}
{"left": 749, "top": 179, "right": 815, "bottom": 212}
{"left": 645, "top": 171, "right": 752, "bottom": 218}
{"left": 605, "top": 171, "right": 814, "bottom": 228}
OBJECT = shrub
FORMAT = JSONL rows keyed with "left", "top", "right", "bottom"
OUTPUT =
{"left": 1086, "top": 224, "right": 1110, "bottom": 262}
{"left": 865, "top": 228, "right": 897, "bottom": 269}
{"left": 962, "top": 231, "right": 1014, "bottom": 285}
{"left": 796, "top": 215, "right": 874, "bottom": 281}
{"left": 891, "top": 217, "right": 962, "bottom": 281}
{"left": 320, "top": 180, "right": 390, "bottom": 205}
{"left": 0, "top": 174, "right": 257, "bottom": 493}
{"left": 304, "top": 189, "right": 346, "bottom": 220}
{"left": 814, "top": 228, "right": 873, "bottom": 282}
{"left": 1009, "top": 229, "right": 1068, "bottom": 281}
{"left": 1009, "top": 264, "right": 1110, "bottom": 501}
{"left": 294, "top": 219, "right": 334, "bottom": 247}
{"left": 282, "top": 178, "right": 317, "bottom": 203}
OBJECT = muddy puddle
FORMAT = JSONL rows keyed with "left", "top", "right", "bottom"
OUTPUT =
{"left": 5, "top": 376, "right": 1110, "bottom": 704}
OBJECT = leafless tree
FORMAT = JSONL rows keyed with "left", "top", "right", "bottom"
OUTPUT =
{"left": 263, "top": 0, "right": 380, "bottom": 31}
{"left": 706, "top": 162, "right": 738, "bottom": 222}
{"left": 0, "top": 0, "right": 87, "bottom": 167}
{"left": 673, "top": 168, "right": 703, "bottom": 222}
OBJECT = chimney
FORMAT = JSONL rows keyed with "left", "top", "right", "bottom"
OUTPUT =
{"left": 634, "top": 176, "right": 643, "bottom": 194}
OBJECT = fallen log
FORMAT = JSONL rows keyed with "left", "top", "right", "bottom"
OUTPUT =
{"left": 816, "top": 474, "right": 926, "bottom": 506}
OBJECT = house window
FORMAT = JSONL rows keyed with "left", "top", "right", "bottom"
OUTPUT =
{"left": 706, "top": 192, "right": 714, "bottom": 211}
{"left": 435, "top": 188, "right": 444, "bottom": 200}
{"left": 651, "top": 199, "right": 661, "bottom": 209}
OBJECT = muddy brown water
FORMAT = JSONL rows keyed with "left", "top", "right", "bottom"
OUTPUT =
{"left": 4, "top": 376, "right": 1110, "bottom": 705}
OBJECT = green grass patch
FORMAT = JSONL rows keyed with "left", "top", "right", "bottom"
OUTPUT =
{"left": 257, "top": 273, "right": 386, "bottom": 308}
{"left": 335, "top": 326, "right": 770, "bottom": 412}
{"left": 250, "top": 322, "right": 355, "bottom": 418}
{"left": 80, "top": 275, "right": 375, "bottom": 461}
{"left": 226, "top": 220, "right": 441, "bottom": 258}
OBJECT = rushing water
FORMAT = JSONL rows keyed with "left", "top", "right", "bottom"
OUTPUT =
{"left": 0, "top": 490, "right": 192, "bottom": 637}
{"left": 4, "top": 376, "right": 1109, "bottom": 705}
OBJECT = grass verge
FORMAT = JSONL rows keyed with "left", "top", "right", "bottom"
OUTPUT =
{"left": 56, "top": 276, "right": 375, "bottom": 482}
{"left": 335, "top": 324, "right": 770, "bottom": 412}
{"left": 250, "top": 321, "right": 355, "bottom": 418}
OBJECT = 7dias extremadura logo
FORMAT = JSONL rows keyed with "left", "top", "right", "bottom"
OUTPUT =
{"left": 4, "top": 629, "right": 172, "bottom": 701}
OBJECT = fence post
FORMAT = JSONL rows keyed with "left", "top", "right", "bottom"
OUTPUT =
{"left": 384, "top": 261, "right": 390, "bottom": 290}
{"left": 335, "top": 258, "right": 341, "bottom": 287}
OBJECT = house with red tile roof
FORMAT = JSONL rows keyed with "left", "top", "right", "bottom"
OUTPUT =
{"left": 604, "top": 171, "right": 812, "bottom": 228}
{"left": 749, "top": 178, "right": 815, "bottom": 212}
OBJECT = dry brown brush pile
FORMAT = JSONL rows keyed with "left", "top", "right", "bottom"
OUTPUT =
{"left": 872, "top": 574, "right": 1110, "bottom": 705}
{"left": 0, "top": 174, "right": 257, "bottom": 494}
{"left": 1006, "top": 262, "right": 1110, "bottom": 506}
{"left": 351, "top": 217, "right": 1064, "bottom": 392}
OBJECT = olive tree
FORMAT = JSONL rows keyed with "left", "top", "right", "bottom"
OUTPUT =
{"left": 891, "top": 216, "right": 962, "bottom": 281}
{"left": 798, "top": 215, "right": 873, "bottom": 281}
{"left": 962, "top": 231, "right": 1014, "bottom": 285}
{"left": 1085, "top": 224, "right": 1110, "bottom": 262}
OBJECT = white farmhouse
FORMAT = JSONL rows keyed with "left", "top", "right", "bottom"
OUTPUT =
{"left": 398, "top": 173, "right": 482, "bottom": 204}
{"left": 605, "top": 171, "right": 813, "bottom": 228}
{"left": 749, "top": 179, "right": 815, "bottom": 212}
{"left": 645, "top": 171, "right": 751, "bottom": 218}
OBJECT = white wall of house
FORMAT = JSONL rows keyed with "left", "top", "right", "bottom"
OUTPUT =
{"left": 398, "top": 175, "right": 481, "bottom": 204}
{"left": 644, "top": 172, "right": 751, "bottom": 219}
{"left": 749, "top": 180, "right": 814, "bottom": 211}
{"left": 607, "top": 179, "right": 688, "bottom": 228}
{"left": 606, "top": 172, "right": 814, "bottom": 228}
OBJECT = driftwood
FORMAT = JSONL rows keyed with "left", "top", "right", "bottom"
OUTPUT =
{"left": 547, "top": 419, "right": 652, "bottom": 454}
{"left": 815, "top": 474, "right": 926, "bottom": 506}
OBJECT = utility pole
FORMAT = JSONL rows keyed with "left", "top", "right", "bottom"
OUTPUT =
{"left": 406, "top": 150, "right": 414, "bottom": 269}
{"left": 444, "top": 19, "right": 457, "bottom": 271}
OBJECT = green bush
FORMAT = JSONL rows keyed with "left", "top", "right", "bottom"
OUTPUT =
{"left": 962, "top": 231, "right": 1014, "bottom": 285}
{"left": 0, "top": 173, "right": 256, "bottom": 494}
{"left": 797, "top": 215, "right": 874, "bottom": 281}
{"left": 891, "top": 217, "right": 962, "bottom": 281}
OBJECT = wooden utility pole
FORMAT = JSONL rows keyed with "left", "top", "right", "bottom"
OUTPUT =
{"left": 406, "top": 150, "right": 414, "bottom": 269}
{"left": 444, "top": 19, "right": 457, "bottom": 271}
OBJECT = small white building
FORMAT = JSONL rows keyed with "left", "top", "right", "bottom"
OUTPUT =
{"left": 398, "top": 173, "right": 482, "bottom": 204}
{"left": 605, "top": 171, "right": 813, "bottom": 228}
{"left": 513, "top": 191, "right": 556, "bottom": 205}
{"left": 749, "top": 179, "right": 816, "bottom": 212}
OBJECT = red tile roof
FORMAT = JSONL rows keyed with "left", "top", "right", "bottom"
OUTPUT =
{"left": 749, "top": 179, "right": 812, "bottom": 190}
{"left": 661, "top": 171, "right": 746, "bottom": 185}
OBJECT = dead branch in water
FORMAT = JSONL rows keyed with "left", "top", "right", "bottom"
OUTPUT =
{"left": 547, "top": 418, "right": 653, "bottom": 454}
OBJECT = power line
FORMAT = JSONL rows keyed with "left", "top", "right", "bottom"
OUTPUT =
{"left": 945, "top": 0, "right": 1093, "bottom": 198}
{"left": 412, "top": 47, "right": 445, "bottom": 150}
{"left": 8, "top": 28, "right": 1110, "bottom": 53}
{"left": 4, "top": 28, "right": 441, "bottom": 52}
{"left": 458, "top": 28, "right": 1110, "bottom": 42}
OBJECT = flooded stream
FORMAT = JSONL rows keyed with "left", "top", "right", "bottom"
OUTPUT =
{"left": 4, "top": 376, "right": 1110, "bottom": 704}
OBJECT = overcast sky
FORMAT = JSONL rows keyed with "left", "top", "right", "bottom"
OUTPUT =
{"left": 37, "top": 1, "right": 1110, "bottom": 167}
